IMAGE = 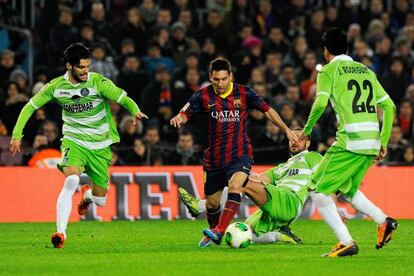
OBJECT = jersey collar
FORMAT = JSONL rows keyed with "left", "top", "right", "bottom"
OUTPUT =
{"left": 331, "top": 54, "right": 353, "bottom": 63}
{"left": 214, "top": 82, "right": 233, "bottom": 99}
{"left": 63, "top": 71, "right": 91, "bottom": 86}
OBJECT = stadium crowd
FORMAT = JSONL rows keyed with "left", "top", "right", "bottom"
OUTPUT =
{"left": 0, "top": 0, "right": 413, "bottom": 166}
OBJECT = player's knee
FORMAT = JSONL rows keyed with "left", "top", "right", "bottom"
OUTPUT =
{"left": 93, "top": 195, "right": 107, "bottom": 207}
{"left": 64, "top": 175, "right": 80, "bottom": 190}
{"left": 228, "top": 180, "right": 242, "bottom": 193}
{"left": 205, "top": 198, "right": 220, "bottom": 210}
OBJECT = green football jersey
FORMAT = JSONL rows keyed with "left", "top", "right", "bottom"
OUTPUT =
{"left": 12, "top": 72, "right": 140, "bottom": 149}
{"left": 304, "top": 55, "right": 396, "bottom": 155}
{"left": 266, "top": 150, "right": 323, "bottom": 204}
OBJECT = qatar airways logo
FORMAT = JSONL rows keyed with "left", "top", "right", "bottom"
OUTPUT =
{"left": 211, "top": 110, "right": 240, "bottom": 122}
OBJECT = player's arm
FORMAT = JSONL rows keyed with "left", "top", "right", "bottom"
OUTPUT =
{"left": 170, "top": 91, "right": 202, "bottom": 128}
{"left": 98, "top": 76, "right": 148, "bottom": 123}
{"left": 374, "top": 79, "right": 396, "bottom": 161}
{"left": 303, "top": 71, "right": 331, "bottom": 138}
{"left": 264, "top": 108, "right": 299, "bottom": 144}
{"left": 10, "top": 83, "right": 54, "bottom": 155}
{"left": 246, "top": 87, "right": 299, "bottom": 144}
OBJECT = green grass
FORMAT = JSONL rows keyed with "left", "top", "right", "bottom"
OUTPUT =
{"left": 0, "top": 220, "right": 412, "bottom": 275}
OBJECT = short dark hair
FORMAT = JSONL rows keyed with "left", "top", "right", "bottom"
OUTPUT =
{"left": 322, "top": 28, "right": 348, "bottom": 55}
{"left": 63, "top": 43, "right": 90, "bottom": 66}
{"left": 209, "top": 58, "right": 232, "bottom": 74}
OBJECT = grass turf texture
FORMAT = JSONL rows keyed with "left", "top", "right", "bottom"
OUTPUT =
{"left": 0, "top": 220, "right": 412, "bottom": 275}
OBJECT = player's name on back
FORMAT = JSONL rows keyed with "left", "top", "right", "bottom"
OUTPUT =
{"left": 339, "top": 66, "right": 369, "bottom": 75}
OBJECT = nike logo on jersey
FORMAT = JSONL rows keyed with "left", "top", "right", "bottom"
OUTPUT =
{"left": 208, "top": 103, "right": 216, "bottom": 108}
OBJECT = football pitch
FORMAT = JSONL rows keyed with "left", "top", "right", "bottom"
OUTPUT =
{"left": 0, "top": 220, "right": 412, "bottom": 275}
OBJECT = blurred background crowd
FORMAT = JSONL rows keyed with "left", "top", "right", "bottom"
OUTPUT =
{"left": 0, "top": 0, "right": 413, "bottom": 167}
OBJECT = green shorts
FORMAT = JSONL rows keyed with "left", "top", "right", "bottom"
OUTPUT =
{"left": 57, "top": 139, "right": 111, "bottom": 189}
{"left": 246, "top": 186, "right": 301, "bottom": 236}
{"left": 309, "top": 146, "right": 375, "bottom": 198}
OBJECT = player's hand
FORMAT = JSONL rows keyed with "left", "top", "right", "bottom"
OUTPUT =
{"left": 286, "top": 129, "right": 300, "bottom": 145}
{"left": 374, "top": 146, "right": 387, "bottom": 164}
{"left": 170, "top": 114, "right": 186, "bottom": 128}
{"left": 132, "top": 111, "right": 149, "bottom": 125}
{"left": 9, "top": 138, "right": 21, "bottom": 157}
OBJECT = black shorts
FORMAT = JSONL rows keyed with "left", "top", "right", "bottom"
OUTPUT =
{"left": 204, "top": 155, "right": 252, "bottom": 196}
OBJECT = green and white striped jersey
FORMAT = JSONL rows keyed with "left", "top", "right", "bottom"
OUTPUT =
{"left": 266, "top": 150, "right": 323, "bottom": 204}
{"left": 12, "top": 72, "right": 140, "bottom": 150}
{"left": 304, "top": 55, "right": 396, "bottom": 155}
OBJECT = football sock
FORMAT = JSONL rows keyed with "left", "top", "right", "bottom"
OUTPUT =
{"left": 206, "top": 207, "right": 221, "bottom": 229}
{"left": 215, "top": 193, "right": 241, "bottom": 234}
{"left": 92, "top": 195, "right": 107, "bottom": 207}
{"left": 347, "top": 190, "right": 386, "bottom": 225}
{"left": 198, "top": 188, "right": 228, "bottom": 213}
{"left": 310, "top": 192, "right": 354, "bottom": 245}
{"left": 56, "top": 175, "right": 80, "bottom": 238}
{"left": 252, "top": 232, "right": 280, "bottom": 243}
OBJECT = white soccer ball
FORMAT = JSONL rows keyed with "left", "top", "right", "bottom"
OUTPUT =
{"left": 224, "top": 222, "right": 253, "bottom": 248}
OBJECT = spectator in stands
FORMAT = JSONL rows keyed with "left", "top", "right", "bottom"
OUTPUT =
{"left": 271, "top": 63, "right": 297, "bottom": 97}
{"left": 285, "top": 84, "right": 308, "bottom": 121}
{"left": 123, "top": 137, "right": 159, "bottom": 166}
{"left": 90, "top": 1, "right": 117, "bottom": 47}
{"left": 0, "top": 49, "right": 16, "bottom": 89}
{"left": 117, "top": 54, "right": 148, "bottom": 105}
{"left": 381, "top": 56, "right": 410, "bottom": 105}
{"left": 284, "top": 35, "right": 308, "bottom": 68}
{"left": 263, "top": 51, "right": 282, "bottom": 90}
{"left": 143, "top": 41, "right": 175, "bottom": 77}
{"left": 9, "top": 68, "right": 30, "bottom": 96}
{"left": 172, "top": 67, "right": 201, "bottom": 115}
{"left": 139, "top": 0, "right": 159, "bottom": 28}
{"left": 79, "top": 20, "right": 116, "bottom": 58}
{"left": 306, "top": 8, "right": 325, "bottom": 50}
{"left": 49, "top": 6, "right": 79, "bottom": 69}
{"left": 118, "top": 115, "right": 143, "bottom": 148}
{"left": 198, "top": 9, "right": 227, "bottom": 53}
{"left": 387, "top": 125, "right": 409, "bottom": 163}
{"left": 398, "top": 99, "right": 413, "bottom": 140}
{"left": 173, "top": 50, "right": 206, "bottom": 83}
{"left": 263, "top": 27, "right": 290, "bottom": 57}
{"left": 253, "top": 0, "right": 277, "bottom": 37}
{"left": 141, "top": 65, "right": 173, "bottom": 126}
{"left": 235, "top": 35, "right": 263, "bottom": 84}
{"left": 252, "top": 120, "right": 289, "bottom": 165}
{"left": 38, "top": 120, "right": 60, "bottom": 150}
{"left": 90, "top": 42, "right": 119, "bottom": 82}
{"left": 115, "top": 39, "right": 136, "bottom": 69}
{"left": 2, "top": 81, "right": 28, "bottom": 134}
{"left": 110, "top": 148, "right": 125, "bottom": 166}
{"left": 143, "top": 126, "right": 163, "bottom": 165}
{"left": 21, "top": 134, "right": 48, "bottom": 165}
{"left": 170, "top": 21, "right": 200, "bottom": 67}
{"left": 119, "top": 7, "right": 147, "bottom": 57}
{"left": 163, "top": 131, "right": 201, "bottom": 165}
{"left": 401, "top": 146, "right": 414, "bottom": 166}
{"left": 178, "top": 9, "right": 198, "bottom": 39}
{"left": 324, "top": 6, "right": 340, "bottom": 30}
{"left": 199, "top": 38, "right": 217, "bottom": 69}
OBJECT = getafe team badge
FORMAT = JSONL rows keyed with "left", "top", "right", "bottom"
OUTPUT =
{"left": 234, "top": 99, "right": 241, "bottom": 108}
{"left": 80, "top": 88, "right": 89, "bottom": 97}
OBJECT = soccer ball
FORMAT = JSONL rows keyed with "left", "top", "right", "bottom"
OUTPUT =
{"left": 224, "top": 222, "right": 253, "bottom": 248}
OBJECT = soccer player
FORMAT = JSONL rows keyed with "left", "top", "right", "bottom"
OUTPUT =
{"left": 170, "top": 58, "right": 299, "bottom": 246}
{"left": 302, "top": 28, "right": 398, "bottom": 257}
{"left": 9, "top": 43, "right": 148, "bottom": 248}
{"left": 179, "top": 129, "right": 321, "bottom": 245}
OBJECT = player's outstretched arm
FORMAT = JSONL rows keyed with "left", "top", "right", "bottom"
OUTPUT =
{"left": 303, "top": 93, "right": 329, "bottom": 138}
{"left": 264, "top": 107, "right": 299, "bottom": 144}
{"left": 9, "top": 101, "right": 41, "bottom": 156}
{"left": 170, "top": 112, "right": 189, "bottom": 128}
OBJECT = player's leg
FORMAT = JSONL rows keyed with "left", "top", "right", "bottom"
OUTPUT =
{"left": 52, "top": 140, "right": 85, "bottom": 248}
{"left": 342, "top": 156, "right": 398, "bottom": 249}
{"left": 79, "top": 146, "right": 111, "bottom": 214}
{"left": 205, "top": 156, "right": 252, "bottom": 242}
{"left": 199, "top": 169, "right": 225, "bottom": 247}
{"left": 310, "top": 147, "right": 362, "bottom": 257}
{"left": 179, "top": 186, "right": 228, "bottom": 218}
{"left": 203, "top": 171, "right": 249, "bottom": 244}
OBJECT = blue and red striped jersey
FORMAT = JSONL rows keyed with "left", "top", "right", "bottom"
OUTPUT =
{"left": 181, "top": 83, "right": 270, "bottom": 169}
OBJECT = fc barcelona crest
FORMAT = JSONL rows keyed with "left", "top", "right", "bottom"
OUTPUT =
{"left": 234, "top": 99, "right": 241, "bottom": 108}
